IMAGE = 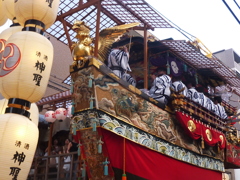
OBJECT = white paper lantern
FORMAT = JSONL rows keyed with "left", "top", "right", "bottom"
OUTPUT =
{"left": 29, "top": 103, "right": 39, "bottom": 126}
{"left": 0, "top": 113, "right": 38, "bottom": 180}
{"left": 0, "top": 98, "right": 39, "bottom": 126}
{"left": 15, "top": 0, "right": 60, "bottom": 29}
{"left": 0, "top": 31, "right": 53, "bottom": 103}
{"left": 55, "top": 108, "right": 67, "bottom": 121}
{"left": 3, "top": 0, "right": 15, "bottom": 21}
{"left": 0, "top": 26, "right": 23, "bottom": 41}
{"left": 45, "top": 110, "right": 56, "bottom": 123}
{"left": 0, "top": 0, "right": 8, "bottom": 26}
{"left": 0, "top": 98, "right": 9, "bottom": 114}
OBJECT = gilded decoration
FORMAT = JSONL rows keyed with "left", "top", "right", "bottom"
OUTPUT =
{"left": 71, "top": 20, "right": 139, "bottom": 67}
{"left": 71, "top": 68, "right": 94, "bottom": 110}
{"left": 79, "top": 128, "right": 114, "bottom": 179}
{"left": 206, "top": 129, "right": 212, "bottom": 141}
{"left": 92, "top": 72, "right": 226, "bottom": 162}
{"left": 72, "top": 110, "right": 225, "bottom": 172}
{"left": 187, "top": 120, "right": 196, "bottom": 132}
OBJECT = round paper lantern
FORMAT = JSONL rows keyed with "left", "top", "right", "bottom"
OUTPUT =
{"left": 29, "top": 103, "right": 39, "bottom": 126}
{"left": 55, "top": 108, "right": 67, "bottom": 121}
{"left": 0, "top": 113, "right": 38, "bottom": 180}
{"left": 0, "top": 26, "right": 22, "bottom": 41}
{"left": 0, "top": 98, "right": 9, "bottom": 114}
{"left": 0, "top": 98, "right": 39, "bottom": 126}
{"left": 0, "top": 31, "right": 53, "bottom": 103}
{"left": 3, "top": 0, "right": 15, "bottom": 21}
{"left": 15, "top": 0, "right": 60, "bottom": 29}
{"left": 0, "top": 0, "right": 8, "bottom": 26}
{"left": 45, "top": 110, "right": 56, "bottom": 123}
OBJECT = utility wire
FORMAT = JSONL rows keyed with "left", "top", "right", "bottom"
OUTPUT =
{"left": 222, "top": 0, "right": 240, "bottom": 24}
{"left": 148, "top": 3, "right": 196, "bottom": 42}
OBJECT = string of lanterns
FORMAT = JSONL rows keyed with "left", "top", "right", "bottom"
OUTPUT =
{"left": 44, "top": 107, "right": 68, "bottom": 123}
{"left": 0, "top": 0, "right": 60, "bottom": 179}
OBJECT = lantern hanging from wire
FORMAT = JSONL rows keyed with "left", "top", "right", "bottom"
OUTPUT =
{"left": 15, "top": 0, "right": 60, "bottom": 29}
{"left": 0, "top": 98, "right": 39, "bottom": 126}
{"left": 0, "top": 0, "right": 8, "bottom": 26}
{"left": 0, "top": 31, "right": 54, "bottom": 102}
{"left": 0, "top": 0, "right": 60, "bottom": 179}
{"left": 0, "top": 25, "right": 22, "bottom": 42}
{"left": 55, "top": 108, "right": 67, "bottom": 122}
{"left": 0, "top": 100, "right": 38, "bottom": 180}
{"left": 45, "top": 110, "right": 56, "bottom": 123}
{"left": 3, "top": 0, "right": 15, "bottom": 21}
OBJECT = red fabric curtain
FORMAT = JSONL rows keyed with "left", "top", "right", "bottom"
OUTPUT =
{"left": 175, "top": 111, "right": 202, "bottom": 139}
{"left": 175, "top": 111, "right": 226, "bottom": 149}
{"left": 101, "top": 128, "right": 222, "bottom": 180}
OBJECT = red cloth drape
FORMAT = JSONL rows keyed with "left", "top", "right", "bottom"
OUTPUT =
{"left": 101, "top": 128, "right": 222, "bottom": 180}
{"left": 176, "top": 111, "right": 226, "bottom": 149}
{"left": 175, "top": 111, "right": 202, "bottom": 139}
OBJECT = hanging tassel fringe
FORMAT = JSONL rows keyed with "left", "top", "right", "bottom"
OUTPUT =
{"left": 98, "top": 143, "right": 102, "bottom": 154}
{"left": 201, "top": 136, "right": 205, "bottom": 149}
{"left": 102, "top": 158, "right": 110, "bottom": 176}
{"left": 89, "top": 96, "right": 94, "bottom": 109}
{"left": 88, "top": 74, "right": 94, "bottom": 88}
{"left": 183, "top": 64, "right": 187, "bottom": 72}
{"left": 122, "top": 174, "right": 127, "bottom": 180}
{"left": 98, "top": 137, "right": 104, "bottom": 154}
{"left": 71, "top": 101, "right": 75, "bottom": 115}
{"left": 166, "top": 62, "right": 170, "bottom": 75}
{"left": 70, "top": 82, "right": 74, "bottom": 93}
{"left": 73, "top": 124, "right": 76, "bottom": 135}
{"left": 88, "top": 78, "right": 93, "bottom": 88}
{"left": 82, "top": 167, "right": 86, "bottom": 178}
{"left": 82, "top": 161, "right": 86, "bottom": 178}
{"left": 90, "top": 100, "right": 93, "bottom": 109}
{"left": 78, "top": 145, "right": 81, "bottom": 156}
{"left": 195, "top": 74, "right": 198, "bottom": 85}
{"left": 104, "top": 164, "right": 108, "bottom": 176}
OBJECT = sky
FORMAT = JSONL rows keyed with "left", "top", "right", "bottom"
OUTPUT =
{"left": 146, "top": 0, "right": 240, "bottom": 55}
{"left": 1, "top": 0, "right": 240, "bottom": 55}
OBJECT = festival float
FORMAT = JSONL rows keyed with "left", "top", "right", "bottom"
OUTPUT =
{"left": 1, "top": 0, "right": 237, "bottom": 180}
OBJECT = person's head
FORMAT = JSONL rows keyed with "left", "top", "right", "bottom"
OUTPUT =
{"left": 156, "top": 67, "right": 167, "bottom": 76}
{"left": 53, "top": 139, "right": 58, "bottom": 145}
{"left": 65, "top": 139, "right": 70, "bottom": 145}
{"left": 214, "top": 96, "right": 222, "bottom": 104}
{"left": 150, "top": 71, "right": 158, "bottom": 80}
{"left": 196, "top": 86, "right": 204, "bottom": 93}
{"left": 187, "top": 79, "right": 196, "bottom": 89}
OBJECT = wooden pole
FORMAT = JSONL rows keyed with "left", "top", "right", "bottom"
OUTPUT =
{"left": 47, "top": 122, "right": 54, "bottom": 156}
{"left": 143, "top": 25, "right": 148, "bottom": 90}
{"left": 94, "top": 0, "right": 101, "bottom": 57}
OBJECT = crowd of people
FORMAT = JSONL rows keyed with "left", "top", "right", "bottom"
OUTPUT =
{"left": 107, "top": 47, "right": 228, "bottom": 120}
{"left": 38, "top": 138, "right": 78, "bottom": 178}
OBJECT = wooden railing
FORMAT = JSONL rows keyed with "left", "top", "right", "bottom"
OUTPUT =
{"left": 27, "top": 152, "right": 83, "bottom": 180}
{"left": 171, "top": 94, "right": 228, "bottom": 132}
